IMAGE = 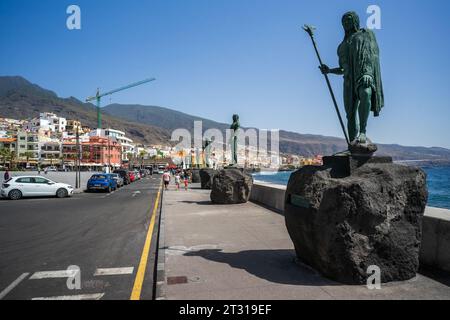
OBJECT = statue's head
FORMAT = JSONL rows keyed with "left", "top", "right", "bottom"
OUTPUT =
{"left": 232, "top": 114, "right": 239, "bottom": 122}
{"left": 342, "top": 11, "right": 360, "bottom": 35}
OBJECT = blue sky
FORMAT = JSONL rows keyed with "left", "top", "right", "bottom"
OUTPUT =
{"left": 1, "top": 0, "right": 449, "bottom": 148}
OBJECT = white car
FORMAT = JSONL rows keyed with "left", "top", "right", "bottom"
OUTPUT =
{"left": 1, "top": 176, "right": 74, "bottom": 200}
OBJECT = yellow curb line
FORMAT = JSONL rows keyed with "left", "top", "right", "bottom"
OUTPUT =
{"left": 130, "top": 184, "right": 162, "bottom": 300}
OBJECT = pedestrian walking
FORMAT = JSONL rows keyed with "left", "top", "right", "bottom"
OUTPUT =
{"left": 175, "top": 173, "right": 181, "bottom": 190}
{"left": 44, "top": 167, "right": 48, "bottom": 175}
{"left": 183, "top": 173, "right": 189, "bottom": 191}
{"left": 4, "top": 169, "right": 10, "bottom": 181}
{"left": 163, "top": 170, "right": 171, "bottom": 190}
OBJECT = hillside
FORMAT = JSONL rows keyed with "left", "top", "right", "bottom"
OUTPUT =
{"left": 103, "top": 103, "right": 450, "bottom": 161}
{"left": 2, "top": 76, "right": 450, "bottom": 161}
{"left": 0, "top": 76, "right": 170, "bottom": 145}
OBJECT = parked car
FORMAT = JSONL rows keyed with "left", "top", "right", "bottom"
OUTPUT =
{"left": 140, "top": 169, "right": 147, "bottom": 178}
{"left": 1, "top": 176, "right": 74, "bottom": 200}
{"left": 128, "top": 171, "right": 136, "bottom": 183}
{"left": 134, "top": 170, "right": 141, "bottom": 180}
{"left": 111, "top": 173, "right": 124, "bottom": 188}
{"left": 113, "top": 170, "right": 131, "bottom": 185}
{"left": 47, "top": 167, "right": 58, "bottom": 172}
{"left": 87, "top": 174, "right": 117, "bottom": 193}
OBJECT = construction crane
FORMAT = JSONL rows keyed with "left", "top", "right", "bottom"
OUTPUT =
{"left": 86, "top": 78, "right": 156, "bottom": 129}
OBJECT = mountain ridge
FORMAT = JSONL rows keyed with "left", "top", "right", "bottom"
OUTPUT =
{"left": 1, "top": 75, "right": 450, "bottom": 161}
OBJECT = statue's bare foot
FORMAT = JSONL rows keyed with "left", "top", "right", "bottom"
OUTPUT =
{"left": 358, "top": 133, "right": 367, "bottom": 144}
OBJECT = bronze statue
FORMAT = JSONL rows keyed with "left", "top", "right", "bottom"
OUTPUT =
{"left": 203, "top": 138, "right": 212, "bottom": 168}
{"left": 230, "top": 114, "right": 240, "bottom": 165}
{"left": 319, "top": 11, "right": 384, "bottom": 147}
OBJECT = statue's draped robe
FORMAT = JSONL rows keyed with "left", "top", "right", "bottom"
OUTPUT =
{"left": 338, "top": 29, "right": 384, "bottom": 117}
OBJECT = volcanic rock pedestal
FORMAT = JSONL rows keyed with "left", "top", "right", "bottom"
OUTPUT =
{"left": 191, "top": 169, "right": 201, "bottom": 183}
{"left": 211, "top": 168, "right": 253, "bottom": 204}
{"left": 284, "top": 156, "right": 428, "bottom": 284}
{"left": 200, "top": 169, "right": 218, "bottom": 190}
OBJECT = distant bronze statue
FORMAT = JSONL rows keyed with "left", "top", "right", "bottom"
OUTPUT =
{"left": 320, "top": 11, "right": 384, "bottom": 146}
{"left": 203, "top": 138, "right": 212, "bottom": 168}
{"left": 230, "top": 114, "right": 240, "bottom": 165}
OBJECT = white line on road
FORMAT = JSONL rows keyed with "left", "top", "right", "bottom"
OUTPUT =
{"left": 32, "top": 293, "right": 105, "bottom": 300}
{"left": 0, "top": 273, "right": 30, "bottom": 300}
{"left": 30, "top": 270, "right": 78, "bottom": 280}
{"left": 94, "top": 267, "right": 134, "bottom": 276}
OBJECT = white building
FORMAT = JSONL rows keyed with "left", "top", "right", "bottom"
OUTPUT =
{"left": 25, "top": 113, "right": 67, "bottom": 133}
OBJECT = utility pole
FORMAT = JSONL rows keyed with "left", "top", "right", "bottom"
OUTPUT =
{"left": 108, "top": 137, "right": 111, "bottom": 174}
{"left": 75, "top": 123, "right": 80, "bottom": 189}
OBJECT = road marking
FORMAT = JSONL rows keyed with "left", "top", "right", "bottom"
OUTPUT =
{"left": 94, "top": 267, "right": 134, "bottom": 276}
{"left": 132, "top": 191, "right": 141, "bottom": 198}
{"left": 0, "top": 273, "right": 29, "bottom": 300}
{"left": 130, "top": 184, "right": 162, "bottom": 300}
{"left": 32, "top": 293, "right": 104, "bottom": 300}
{"left": 30, "top": 270, "right": 78, "bottom": 280}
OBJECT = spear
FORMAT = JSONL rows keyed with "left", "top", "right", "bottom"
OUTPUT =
{"left": 302, "top": 24, "right": 350, "bottom": 146}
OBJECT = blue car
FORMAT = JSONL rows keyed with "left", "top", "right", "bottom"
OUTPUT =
{"left": 87, "top": 174, "right": 118, "bottom": 193}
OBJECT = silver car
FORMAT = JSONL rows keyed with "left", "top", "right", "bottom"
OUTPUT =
{"left": 110, "top": 173, "right": 124, "bottom": 188}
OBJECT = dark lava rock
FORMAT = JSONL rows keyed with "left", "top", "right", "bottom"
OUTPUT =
{"left": 284, "top": 162, "right": 428, "bottom": 284}
{"left": 349, "top": 142, "right": 378, "bottom": 156}
{"left": 191, "top": 169, "right": 201, "bottom": 183}
{"left": 200, "top": 169, "right": 218, "bottom": 190}
{"left": 211, "top": 169, "right": 254, "bottom": 204}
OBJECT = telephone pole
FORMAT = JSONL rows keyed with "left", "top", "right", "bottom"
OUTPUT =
{"left": 75, "top": 124, "right": 80, "bottom": 189}
{"left": 108, "top": 137, "right": 111, "bottom": 173}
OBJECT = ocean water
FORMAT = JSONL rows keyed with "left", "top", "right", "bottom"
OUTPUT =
{"left": 253, "top": 166, "right": 450, "bottom": 210}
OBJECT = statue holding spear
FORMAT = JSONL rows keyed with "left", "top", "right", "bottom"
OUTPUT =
{"left": 304, "top": 11, "right": 384, "bottom": 155}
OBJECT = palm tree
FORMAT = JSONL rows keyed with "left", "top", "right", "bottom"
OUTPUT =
{"left": 23, "top": 151, "right": 34, "bottom": 168}
{"left": 139, "top": 150, "right": 147, "bottom": 169}
{"left": 0, "top": 147, "right": 8, "bottom": 167}
{"left": 7, "top": 150, "right": 17, "bottom": 170}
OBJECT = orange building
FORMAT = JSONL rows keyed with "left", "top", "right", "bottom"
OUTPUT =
{"left": 63, "top": 136, "right": 122, "bottom": 168}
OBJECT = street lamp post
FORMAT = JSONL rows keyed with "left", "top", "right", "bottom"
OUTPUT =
{"left": 75, "top": 123, "right": 80, "bottom": 189}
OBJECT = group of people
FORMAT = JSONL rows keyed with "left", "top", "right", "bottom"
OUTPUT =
{"left": 162, "top": 169, "right": 191, "bottom": 191}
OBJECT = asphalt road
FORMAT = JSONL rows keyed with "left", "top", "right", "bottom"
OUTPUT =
{"left": 0, "top": 176, "right": 162, "bottom": 300}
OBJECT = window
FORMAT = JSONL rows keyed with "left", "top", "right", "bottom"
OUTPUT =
{"left": 16, "top": 177, "right": 33, "bottom": 183}
{"left": 34, "top": 177, "right": 50, "bottom": 184}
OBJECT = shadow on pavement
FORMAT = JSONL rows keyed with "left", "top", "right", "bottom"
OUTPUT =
{"left": 184, "top": 249, "right": 339, "bottom": 286}
{"left": 180, "top": 200, "right": 212, "bottom": 205}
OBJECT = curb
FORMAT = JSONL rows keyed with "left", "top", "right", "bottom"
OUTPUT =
{"left": 154, "top": 188, "right": 166, "bottom": 300}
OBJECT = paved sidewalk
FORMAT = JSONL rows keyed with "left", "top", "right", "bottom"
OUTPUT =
{"left": 162, "top": 184, "right": 450, "bottom": 300}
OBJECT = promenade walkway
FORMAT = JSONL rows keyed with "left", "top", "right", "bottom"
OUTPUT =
{"left": 161, "top": 184, "right": 450, "bottom": 300}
